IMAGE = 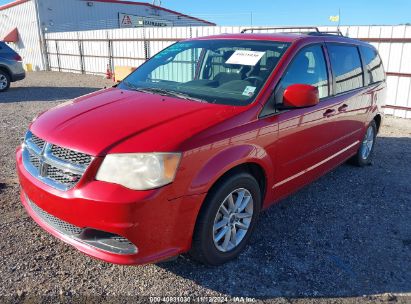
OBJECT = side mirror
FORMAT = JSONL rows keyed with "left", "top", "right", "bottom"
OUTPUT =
{"left": 283, "top": 84, "right": 319, "bottom": 108}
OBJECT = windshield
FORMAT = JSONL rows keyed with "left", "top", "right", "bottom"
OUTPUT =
{"left": 118, "top": 39, "right": 290, "bottom": 105}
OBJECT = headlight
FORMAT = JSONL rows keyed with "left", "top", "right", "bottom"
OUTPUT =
{"left": 96, "top": 153, "right": 181, "bottom": 190}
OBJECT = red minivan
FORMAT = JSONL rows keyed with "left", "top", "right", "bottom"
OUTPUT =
{"left": 16, "top": 28, "right": 386, "bottom": 265}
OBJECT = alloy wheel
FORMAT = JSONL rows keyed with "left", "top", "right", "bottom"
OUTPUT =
{"left": 0, "top": 74, "right": 8, "bottom": 90}
{"left": 361, "top": 125, "right": 375, "bottom": 160}
{"left": 212, "top": 188, "right": 254, "bottom": 252}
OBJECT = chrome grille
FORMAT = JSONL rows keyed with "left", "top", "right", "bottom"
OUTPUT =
{"left": 29, "top": 152, "right": 41, "bottom": 169}
{"left": 28, "top": 198, "right": 82, "bottom": 236}
{"left": 46, "top": 165, "right": 82, "bottom": 188}
{"left": 31, "top": 134, "right": 46, "bottom": 150}
{"left": 22, "top": 131, "right": 93, "bottom": 191}
{"left": 51, "top": 145, "right": 92, "bottom": 166}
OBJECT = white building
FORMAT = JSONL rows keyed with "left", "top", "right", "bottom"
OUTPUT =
{"left": 0, "top": 0, "right": 214, "bottom": 70}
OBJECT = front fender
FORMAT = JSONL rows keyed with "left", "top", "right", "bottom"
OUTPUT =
{"left": 188, "top": 144, "right": 273, "bottom": 196}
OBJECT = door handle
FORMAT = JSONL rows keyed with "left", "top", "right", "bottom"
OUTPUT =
{"left": 323, "top": 109, "right": 336, "bottom": 117}
{"left": 338, "top": 104, "right": 348, "bottom": 112}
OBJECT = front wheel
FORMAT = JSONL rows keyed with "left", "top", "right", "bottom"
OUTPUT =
{"left": 189, "top": 173, "right": 261, "bottom": 265}
{"left": 350, "top": 120, "right": 377, "bottom": 166}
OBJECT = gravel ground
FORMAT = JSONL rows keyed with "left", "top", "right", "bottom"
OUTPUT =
{"left": 0, "top": 72, "right": 410, "bottom": 304}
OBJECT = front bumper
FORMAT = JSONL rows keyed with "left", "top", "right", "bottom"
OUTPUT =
{"left": 16, "top": 147, "right": 205, "bottom": 265}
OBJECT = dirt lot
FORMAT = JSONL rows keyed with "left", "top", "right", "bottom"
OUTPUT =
{"left": 0, "top": 72, "right": 410, "bottom": 304}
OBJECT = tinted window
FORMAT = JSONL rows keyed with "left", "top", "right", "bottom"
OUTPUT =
{"left": 360, "top": 45, "right": 385, "bottom": 85}
{"left": 275, "top": 44, "right": 329, "bottom": 103}
{"left": 328, "top": 44, "right": 363, "bottom": 94}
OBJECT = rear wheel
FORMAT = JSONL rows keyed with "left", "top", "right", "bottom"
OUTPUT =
{"left": 350, "top": 120, "right": 377, "bottom": 166}
{"left": 189, "top": 173, "right": 261, "bottom": 265}
{"left": 0, "top": 70, "right": 10, "bottom": 92}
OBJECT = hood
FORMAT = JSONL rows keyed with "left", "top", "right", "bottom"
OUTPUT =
{"left": 30, "top": 88, "right": 240, "bottom": 156}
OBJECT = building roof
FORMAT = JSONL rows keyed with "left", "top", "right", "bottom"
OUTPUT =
{"left": 85, "top": 0, "right": 216, "bottom": 25}
{"left": 0, "top": 0, "right": 29, "bottom": 11}
{"left": 0, "top": 0, "right": 216, "bottom": 25}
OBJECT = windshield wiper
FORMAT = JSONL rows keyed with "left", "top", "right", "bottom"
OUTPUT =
{"left": 122, "top": 81, "right": 156, "bottom": 94}
{"left": 121, "top": 82, "right": 208, "bottom": 103}
{"left": 135, "top": 87, "right": 208, "bottom": 103}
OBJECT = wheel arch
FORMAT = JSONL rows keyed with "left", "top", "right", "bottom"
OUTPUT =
{"left": 187, "top": 144, "right": 273, "bottom": 205}
{"left": 373, "top": 113, "right": 382, "bottom": 133}
{"left": 0, "top": 64, "right": 11, "bottom": 77}
{"left": 204, "top": 162, "right": 267, "bottom": 208}
{"left": 188, "top": 158, "right": 269, "bottom": 264}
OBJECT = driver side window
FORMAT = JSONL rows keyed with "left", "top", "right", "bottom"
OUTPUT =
{"left": 275, "top": 45, "right": 329, "bottom": 104}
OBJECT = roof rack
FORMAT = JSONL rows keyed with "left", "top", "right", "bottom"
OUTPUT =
{"left": 241, "top": 26, "right": 320, "bottom": 34}
{"left": 307, "top": 30, "right": 344, "bottom": 36}
{"left": 240, "top": 27, "right": 345, "bottom": 37}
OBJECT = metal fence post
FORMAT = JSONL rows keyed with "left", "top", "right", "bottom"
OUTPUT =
{"left": 43, "top": 38, "right": 51, "bottom": 71}
{"left": 143, "top": 27, "right": 150, "bottom": 60}
{"left": 106, "top": 32, "right": 114, "bottom": 75}
{"left": 108, "top": 39, "right": 114, "bottom": 72}
{"left": 55, "top": 40, "right": 61, "bottom": 72}
{"left": 78, "top": 34, "right": 85, "bottom": 74}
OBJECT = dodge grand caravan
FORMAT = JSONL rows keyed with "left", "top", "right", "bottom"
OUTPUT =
{"left": 16, "top": 28, "right": 386, "bottom": 265}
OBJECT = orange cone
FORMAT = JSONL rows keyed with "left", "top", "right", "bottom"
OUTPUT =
{"left": 106, "top": 64, "right": 112, "bottom": 80}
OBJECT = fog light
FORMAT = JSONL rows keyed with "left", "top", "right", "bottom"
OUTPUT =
{"left": 78, "top": 229, "right": 138, "bottom": 255}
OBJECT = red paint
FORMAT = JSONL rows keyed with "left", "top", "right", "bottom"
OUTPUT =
{"left": 283, "top": 84, "right": 319, "bottom": 108}
{"left": 2, "top": 27, "right": 19, "bottom": 43}
{"left": 16, "top": 33, "right": 386, "bottom": 264}
{"left": 382, "top": 105, "right": 411, "bottom": 111}
{"left": 13, "top": 53, "right": 22, "bottom": 61}
{"left": 0, "top": 0, "right": 28, "bottom": 11}
{"left": 359, "top": 37, "right": 411, "bottom": 43}
{"left": 386, "top": 72, "right": 411, "bottom": 78}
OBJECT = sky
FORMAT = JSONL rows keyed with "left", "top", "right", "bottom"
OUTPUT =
{"left": 0, "top": 0, "right": 410, "bottom": 26}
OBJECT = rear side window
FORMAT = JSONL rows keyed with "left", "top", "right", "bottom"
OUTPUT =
{"left": 327, "top": 44, "right": 363, "bottom": 94}
{"left": 275, "top": 44, "right": 329, "bottom": 103}
{"left": 360, "top": 46, "right": 385, "bottom": 85}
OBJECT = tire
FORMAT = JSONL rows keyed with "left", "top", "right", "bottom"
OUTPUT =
{"left": 0, "top": 70, "right": 11, "bottom": 92}
{"left": 350, "top": 120, "right": 377, "bottom": 167}
{"left": 189, "top": 172, "right": 261, "bottom": 266}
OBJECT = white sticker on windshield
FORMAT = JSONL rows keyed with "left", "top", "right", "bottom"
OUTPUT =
{"left": 242, "top": 86, "right": 257, "bottom": 97}
{"left": 226, "top": 50, "right": 265, "bottom": 66}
